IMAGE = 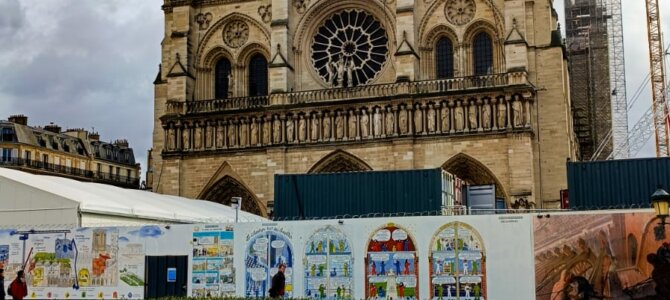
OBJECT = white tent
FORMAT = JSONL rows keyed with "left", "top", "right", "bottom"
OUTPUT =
{"left": 0, "top": 168, "right": 267, "bottom": 228}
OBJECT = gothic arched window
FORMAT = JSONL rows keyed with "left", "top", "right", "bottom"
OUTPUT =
{"left": 215, "top": 58, "right": 231, "bottom": 99}
{"left": 473, "top": 32, "right": 493, "bottom": 75}
{"left": 435, "top": 37, "right": 454, "bottom": 79}
{"left": 248, "top": 54, "right": 268, "bottom": 97}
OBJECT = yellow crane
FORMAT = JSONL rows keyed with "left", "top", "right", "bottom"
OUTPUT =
{"left": 645, "top": 0, "right": 669, "bottom": 157}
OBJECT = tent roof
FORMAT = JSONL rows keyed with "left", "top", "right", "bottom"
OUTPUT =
{"left": 0, "top": 168, "right": 267, "bottom": 223}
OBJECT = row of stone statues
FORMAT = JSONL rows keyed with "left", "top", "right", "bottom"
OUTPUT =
{"left": 326, "top": 55, "right": 356, "bottom": 88}
{"left": 165, "top": 97, "right": 531, "bottom": 151}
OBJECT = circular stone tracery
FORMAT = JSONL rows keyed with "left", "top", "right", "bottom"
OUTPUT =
{"left": 445, "top": 0, "right": 476, "bottom": 26}
{"left": 223, "top": 20, "right": 249, "bottom": 48}
{"left": 311, "top": 9, "right": 389, "bottom": 87}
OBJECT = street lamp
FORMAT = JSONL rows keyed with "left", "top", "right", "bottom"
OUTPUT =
{"left": 231, "top": 197, "right": 242, "bottom": 223}
{"left": 651, "top": 186, "right": 670, "bottom": 240}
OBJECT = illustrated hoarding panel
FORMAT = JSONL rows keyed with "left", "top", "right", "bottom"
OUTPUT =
{"left": 534, "top": 212, "right": 670, "bottom": 299}
{"left": 245, "top": 229, "right": 294, "bottom": 298}
{"left": 304, "top": 225, "right": 353, "bottom": 299}
{"left": 191, "top": 224, "right": 235, "bottom": 297}
{"left": 366, "top": 224, "right": 418, "bottom": 300}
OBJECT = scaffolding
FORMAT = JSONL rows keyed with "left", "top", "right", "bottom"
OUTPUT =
{"left": 565, "top": 0, "right": 628, "bottom": 161}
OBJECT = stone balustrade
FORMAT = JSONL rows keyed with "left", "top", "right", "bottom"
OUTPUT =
{"left": 162, "top": 92, "right": 534, "bottom": 154}
{"left": 174, "top": 71, "right": 530, "bottom": 114}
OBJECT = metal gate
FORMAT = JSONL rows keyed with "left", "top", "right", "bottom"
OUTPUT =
{"left": 145, "top": 255, "right": 188, "bottom": 299}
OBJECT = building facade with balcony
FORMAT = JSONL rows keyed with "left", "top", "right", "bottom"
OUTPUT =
{"left": 150, "top": 0, "right": 578, "bottom": 216}
{"left": 0, "top": 115, "right": 141, "bottom": 189}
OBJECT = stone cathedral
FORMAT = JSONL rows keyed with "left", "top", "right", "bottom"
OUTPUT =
{"left": 149, "top": 0, "right": 578, "bottom": 216}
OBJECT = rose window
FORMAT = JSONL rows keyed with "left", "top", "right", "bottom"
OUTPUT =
{"left": 311, "top": 9, "right": 389, "bottom": 87}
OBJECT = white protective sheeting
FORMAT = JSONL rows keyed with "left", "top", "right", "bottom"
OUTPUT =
{"left": 0, "top": 168, "right": 267, "bottom": 227}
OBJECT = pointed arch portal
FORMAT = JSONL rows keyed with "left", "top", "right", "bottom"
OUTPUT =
{"left": 309, "top": 150, "right": 373, "bottom": 173}
{"left": 442, "top": 153, "right": 507, "bottom": 199}
{"left": 199, "top": 176, "right": 264, "bottom": 216}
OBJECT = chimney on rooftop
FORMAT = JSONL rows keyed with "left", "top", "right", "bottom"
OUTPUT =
{"left": 88, "top": 132, "right": 100, "bottom": 141}
{"left": 44, "top": 122, "right": 61, "bottom": 134}
{"left": 8, "top": 115, "right": 28, "bottom": 126}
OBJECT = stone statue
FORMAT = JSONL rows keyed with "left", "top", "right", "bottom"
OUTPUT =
{"left": 240, "top": 122, "right": 248, "bottom": 146}
{"left": 217, "top": 126, "right": 224, "bottom": 148}
{"left": 227, "top": 124, "right": 236, "bottom": 147}
{"left": 348, "top": 111, "right": 357, "bottom": 138}
{"left": 455, "top": 105, "right": 464, "bottom": 131}
{"left": 273, "top": 118, "right": 281, "bottom": 143}
{"left": 414, "top": 106, "right": 423, "bottom": 133}
{"left": 311, "top": 115, "right": 320, "bottom": 141}
{"left": 299, "top": 117, "right": 307, "bottom": 141}
{"left": 263, "top": 119, "right": 271, "bottom": 144}
{"left": 482, "top": 104, "right": 491, "bottom": 129}
{"left": 206, "top": 126, "right": 213, "bottom": 148}
{"left": 347, "top": 59, "right": 355, "bottom": 87}
{"left": 327, "top": 60, "right": 336, "bottom": 87}
{"left": 286, "top": 118, "right": 294, "bottom": 142}
{"left": 335, "top": 114, "right": 344, "bottom": 139}
{"left": 385, "top": 109, "right": 395, "bottom": 135}
{"left": 440, "top": 106, "right": 449, "bottom": 132}
{"left": 513, "top": 100, "right": 523, "bottom": 127}
{"left": 323, "top": 115, "right": 332, "bottom": 139}
{"left": 194, "top": 126, "right": 202, "bottom": 149}
{"left": 167, "top": 128, "right": 175, "bottom": 150}
{"left": 182, "top": 127, "right": 190, "bottom": 149}
{"left": 498, "top": 101, "right": 507, "bottom": 128}
{"left": 227, "top": 70, "right": 234, "bottom": 98}
{"left": 373, "top": 108, "right": 382, "bottom": 136}
{"left": 251, "top": 121, "right": 258, "bottom": 145}
{"left": 468, "top": 104, "right": 477, "bottom": 130}
{"left": 427, "top": 106, "right": 436, "bottom": 133}
{"left": 360, "top": 110, "right": 370, "bottom": 138}
{"left": 399, "top": 108, "right": 408, "bottom": 134}
{"left": 336, "top": 56, "right": 346, "bottom": 88}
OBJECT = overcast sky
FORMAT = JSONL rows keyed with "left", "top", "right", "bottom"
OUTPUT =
{"left": 0, "top": 0, "right": 668, "bottom": 181}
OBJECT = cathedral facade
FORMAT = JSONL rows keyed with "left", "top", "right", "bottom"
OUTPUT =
{"left": 149, "top": 0, "right": 577, "bottom": 216}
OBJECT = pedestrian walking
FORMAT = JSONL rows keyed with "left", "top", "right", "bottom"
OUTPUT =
{"left": 269, "top": 263, "right": 286, "bottom": 299}
{"left": 0, "top": 269, "right": 5, "bottom": 300}
{"left": 8, "top": 270, "right": 27, "bottom": 300}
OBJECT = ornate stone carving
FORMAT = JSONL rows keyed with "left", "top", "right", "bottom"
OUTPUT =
{"left": 240, "top": 121, "right": 248, "bottom": 146}
{"left": 445, "top": 0, "right": 476, "bottom": 26}
{"left": 227, "top": 123, "right": 237, "bottom": 147}
{"left": 399, "top": 108, "right": 408, "bottom": 134}
{"left": 482, "top": 102, "right": 491, "bottom": 129}
{"left": 182, "top": 127, "right": 190, "bottom": 150}
{"left": 373, "top": 107, "right": 382, "bottom": 137}
{"left": 216, "top": 125, "right": 225, "bottom": 148}
{"left": 250, "top": 120, "right": 258, "bottom": 145}
{"left": 414, "top": 106, "right": 423, "bottom": 133}
{"left": 196, "top": 12, "right": 213, "bottom": 30}
{"left": 361, "top": 110, "right": 370, "bottom": 138}
{"left": 440, "top": 105, "right": 450, "bottom": 132}
{"left": 468, "top": 102, "right": 478, "bottom": 130}
{"left": 348, "top": 111, "right": 358, "bottom": 139}
{"left": 455, "top": 104, "right": 464, "bottom": 131}
{"left": 311, "top": 10, "right": 389, "bottom": 87}
{"left": 498, "top": 100, "right": 507, "bottom": 128}
{"left": 513, "top": 100, "right": 523, "bottom": 127}
{"left": 427, "top": 106, "right": 436, "bottom": 133}
{"left": 262, "top": 118, "right": 271, "bottom": 144}
{"left": 286, "top": 117, "right": 295, "bottom": 143}
{"left": 294, "top": 0, "right": 309, "bottom": 14}
{"left": 311, "top": 115, "right": 320, "bottom": 141}
{"left": 323, "top": 114, "right": 332, "bottom": 140}
{"left": 298, "top": 117, "right": 307, "bottom": 142}
{"left": 335, "top": 113, "right": 344, "bottom": 139}
{"left": 205, "top": 125, "right": 213, "bottom": 148}
{"left": 385, "top": 108, "right": 395, "bottom": 135}
{"left": 223, "top": 20, "right": 249, "bottom": 48}
{"left": 258, "top": 5, "right": 272, "bottom": 23}
{"left": 167, "top": 128, "right": 175, "bottom": 150}
{"left": 194, "top": 126, "right": 202, "bottom": 149}
{"left": 273, "top": 118, "right": 281, "bottom": 143}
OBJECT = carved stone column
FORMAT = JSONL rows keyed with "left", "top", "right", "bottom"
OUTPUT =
{"left": 491, "top": 98, "right": 498, "bottom": 130}
{"left": 506, "top": 95, "right": 513, "bottom": 129}
{"left": 524, "top": 96, "right": 532, "bottom": 127}
{"left": 477, "top": 99, "right": 484, "bottom": 132}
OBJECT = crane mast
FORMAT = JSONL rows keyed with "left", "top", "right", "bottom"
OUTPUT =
{"left": 645, "top": 0, "right": 669, "bottom": 157}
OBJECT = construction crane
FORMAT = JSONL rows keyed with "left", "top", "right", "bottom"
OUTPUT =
{"left": 645, "top": 0, "right": 669, "bottom": 157}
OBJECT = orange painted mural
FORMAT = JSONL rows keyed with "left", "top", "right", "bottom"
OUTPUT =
{"left": 533, "top": 211, "right": 670, "bottom": 299}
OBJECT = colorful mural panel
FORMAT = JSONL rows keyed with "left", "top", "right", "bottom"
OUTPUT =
{"left": 534, "top": 212, "right": 670, "bottom": 299}
{"left": 304, "top": 226, "right": 353, "bottom": 299}
{"left": 245, "top": 230, "right": 294, "bottom": 298}
{"left": 191, "top": 224, "right": 235, "bottom": 297}
{"left": 366, "top": 224, "right": 418, "bottom": 300}
{"left": 430, "top": 222, "right": 486, "bottom": 300}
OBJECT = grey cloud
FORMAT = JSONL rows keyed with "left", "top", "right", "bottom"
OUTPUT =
{"left": 0, "top": 0, "right": 25, "bottom": 39}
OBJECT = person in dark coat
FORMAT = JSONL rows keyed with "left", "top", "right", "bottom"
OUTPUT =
{"left": 0, "top": 268, "right": 5, "bottom": 300}
{"left": 269, "top": 263, "right": 286, "bottom": 299}
{"left": 8, "top": 270, "right": 27, "bottom": 300}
